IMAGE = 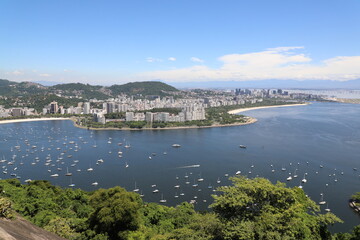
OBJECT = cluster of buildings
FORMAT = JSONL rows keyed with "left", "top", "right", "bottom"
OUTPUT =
{"left": 42, "top": 102, "right": 91, "bottom": 115}
{"left": 123, "top": 106, "right": 206, "bottom": 122}
{"left": 0, "top": 105, "right": 35, "bottom": 118}
{"left": 0, "top": 88, "right": 319, "bottom": 122}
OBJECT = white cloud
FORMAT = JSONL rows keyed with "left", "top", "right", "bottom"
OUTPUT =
{"left": 146, "top": 57, "right": 162, "bottom": 63}
{"left": 190, "top": 57, "right": 204, "bottom": 63}
{"left": 168, "top": 57, "right": 176, "bottom": 61}
{"left": 11, "top": 70, "right": 24, "bottom": 76}
{"left": 137, "top": 47, "right": 360, "bottom": 82}
{"left": 39, "top": 73, "right": 51, "bottom": 77}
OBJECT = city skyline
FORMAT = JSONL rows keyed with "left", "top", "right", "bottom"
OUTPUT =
{"left": 1, "top": 1, "right": 360, "bottom": 85}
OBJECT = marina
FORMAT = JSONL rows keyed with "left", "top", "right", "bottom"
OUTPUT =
{"left": 0, "top": 102, "right": 360, "bottom": 233}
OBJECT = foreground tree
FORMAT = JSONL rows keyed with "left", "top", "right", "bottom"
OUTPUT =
{"left": 89, "top": 186, "right": 143, "bottom": 240}
{"left": 211, "top": 176, "right": 341, "bottom": 240}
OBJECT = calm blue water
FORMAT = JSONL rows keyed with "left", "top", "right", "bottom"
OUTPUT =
{"left": 0, "top": 102, "right": 360, "bottom": 233}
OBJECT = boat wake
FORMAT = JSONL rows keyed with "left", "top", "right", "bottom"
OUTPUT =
{"left": 177, "top": 164, "right": 200, "bottom": 169}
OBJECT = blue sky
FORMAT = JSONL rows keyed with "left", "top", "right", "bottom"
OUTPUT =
{"left": 1, "top": 0, "right": 360, "bottom": 85}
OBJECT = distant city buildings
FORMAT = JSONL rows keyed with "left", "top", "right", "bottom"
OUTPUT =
{"left": 0, "top": 88, "right": 321, "bottom": 121}
{"left": 0, "top": 105, "right": 35, "bottom": 118}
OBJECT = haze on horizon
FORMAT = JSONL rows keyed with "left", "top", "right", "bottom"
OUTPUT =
{"left": 1, "top": 0, "right": 360, "bottom": 86}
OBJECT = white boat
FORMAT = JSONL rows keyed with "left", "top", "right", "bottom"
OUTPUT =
{"left": 325, "top": 203, "right": 331, "bottom": 212}
{"left": 159, "top": 194, "right": 167, "bottom": 203}
{"left": 239, "top": 145, "right": 247, "bottom": 149}
{"left": 92, "top": 182, "right": 99, "bottom": 186}
{"left": 65, "top": 167, "right": 72, "bottom": 176}
{"left": 51, "top": 174, "right": 59, "bottom": 177}
{"left": 87, "top": 167, "right": 94, "bottom": 172}
{"left": 153, "top": 189, "right": 159, "bottom": 193}
{"left": 197, "top": 173, "right": 204, "bottom": 182}
{"left": 172, "top": 144, "right": 181, "bottom": 148}
{"left": 301, "top": 173, "right": 307, "bottom": 183}
{"left": 216, "top": 177, "right": 221, "bottom": 184}
{"left": 319, "top": 193, "right": 326, "bottom": 205}
{"left": 286, "top": 173, "right": 292, "bottom": 181}
{"left": 133, "top": 182, "right": 139, "bottom": 192}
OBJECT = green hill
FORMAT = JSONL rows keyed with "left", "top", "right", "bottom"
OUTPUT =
{"left": 0, "top": 79, "right": 16, "bottom": 86}
{"left": 109, "top": 81, "right": 178, "bottom": 96}
{"left": 50, "top": 83, "right": 110, "bottom": 100}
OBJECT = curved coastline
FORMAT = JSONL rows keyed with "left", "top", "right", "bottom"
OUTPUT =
{"left": 227, "top": 103, "right": 309, "bottom": 115}
{"left": 0, "top": 117, "right": 71, "bottom": 125}
{"left": 0, "top": 103, "right": 307, "bottom": 130}
{"left": 73, "top": 117, "right": 257, "bottom": 131}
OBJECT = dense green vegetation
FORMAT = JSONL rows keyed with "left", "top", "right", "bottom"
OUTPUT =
{"left": 0, "top": 80, "right": 180, "bottom": 112}
{"left": 1, "top": 176, "right": 356, "bottom": 240}
{"left": 0, "top": 79, "right": 16, "bottom": 86}
{"left": 50, "top": 83, "right": 110, "bottom": 100}
{"left": 109, "top": 81, "right": 178, "bottom": 97}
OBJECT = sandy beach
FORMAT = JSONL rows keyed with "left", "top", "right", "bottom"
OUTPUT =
{"left": 0, "top": 118, "right": 71, "bottom": 125}
{"left": 227, "top": 103, "right": 309, "bottom": 115}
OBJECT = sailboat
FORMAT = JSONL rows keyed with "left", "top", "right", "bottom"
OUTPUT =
{"left": 124, "top": 142, "right": 131, "bottom": 148}
{"left": 319, "top": 193, "right": 326, "bottom": 205}
{"left": 87, "top": 165, "right": 94, "bottom": 172}
{"left": 69, "top": 177, "right": 75, "bottom": 187}
{"left": 133, "top": 182, "right": 139, "bottom": 192}
{"left": 159, "top": 194, "right": 167, "bottom": 203}
{"left": 65, "top": 167, "right": 72, "bottom": 176}
{"left": 286, "top": 173, "right": 292, "bottom": 181}
{"left": 325, "top": 203, "right": 331, "bottom": 212}
{"left": 197, "top": 173, "right": 204, "bottom": 182}
{"left": 301, "top": 173, "right": 307, "bottom": 183}
{"left": 192, "top": 179, "right": 198, "bottom": 188}
{"left": 293, "top": 169, "right": 298, "bottom": 178}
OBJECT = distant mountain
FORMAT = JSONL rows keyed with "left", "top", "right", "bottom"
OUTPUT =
{"left": 109, "top": 81, "right": 178, "bottom": 96}
{"left": 50, "top": 83, "right": 110, "bottom": 99}
{"left": 170, "top": 79, "right": 360, "bottom": 90}
{"left": 0, "top": 79, "right": 179, "bottom": 99}
{"left": 0, "top": 79, "right": 17, "bottom": 86}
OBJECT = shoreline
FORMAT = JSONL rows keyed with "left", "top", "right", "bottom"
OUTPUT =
{"left": 73, "top": 117, "right": 257, "bottom": 131}
{"left": 0, "top": 117, "right": 71, "bottom": 125}
{"left": 227, "top": 103, "right": 309, "bottom": 115}
{"left": 0, "top": 103, "right": 307, "bottom": 130}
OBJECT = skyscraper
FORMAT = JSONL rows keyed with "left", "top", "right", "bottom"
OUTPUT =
{"left": 50, "top": 101, "right": 59, "bottom": 114}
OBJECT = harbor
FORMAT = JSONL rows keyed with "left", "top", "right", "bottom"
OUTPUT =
{"left": 0, "top": 102, "right": 360, "bottom": 233}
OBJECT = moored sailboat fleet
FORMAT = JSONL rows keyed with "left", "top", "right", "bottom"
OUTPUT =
{"left": 0, "top": 124, "right": 354, "bottom": 212}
